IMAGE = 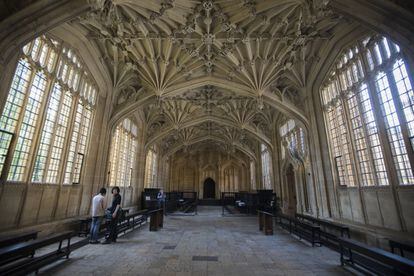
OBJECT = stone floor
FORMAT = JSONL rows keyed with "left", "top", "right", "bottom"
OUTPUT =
{"left": 39, "top": 206, "right": 353, "bottom": 276}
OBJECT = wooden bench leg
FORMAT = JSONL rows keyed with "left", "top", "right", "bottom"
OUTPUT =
{"left": 264, "top": 215, "right": 273, "bottom": 235}
{"left": 159, "top": 210, "right": 164, "bottom": 228}
{"left": 150, "top": 213, "right": 157, "bottom": 231}
{"left": 259, "top": 213, "right": 264, "bottom": 231}
{"left": 67, "top": 238, "right": 71, "bottom": 258}
{"left": 311, "top": 229, "right": 315, "bottom": 247}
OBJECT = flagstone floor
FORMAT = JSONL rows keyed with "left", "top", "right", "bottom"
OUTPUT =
{"left": 39, "top": 206, "right": 353, "bottom": 276}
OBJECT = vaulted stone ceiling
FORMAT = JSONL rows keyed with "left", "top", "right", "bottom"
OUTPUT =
{"left": 79, "top": 0, "right": 342, "bottom": 96}
{"left": 69, "top": 0, "right": 348, "bottom": 154}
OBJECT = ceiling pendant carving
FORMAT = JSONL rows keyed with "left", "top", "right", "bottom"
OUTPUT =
{"left": 70, "top": 0, "right": 345, "bottom": 155}
{"left": 78, "top": 0, "right": 342, "bottom": 98}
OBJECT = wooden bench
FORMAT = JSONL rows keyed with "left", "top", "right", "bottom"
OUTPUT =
{"left": 390, "top": 240, "right": 414, "bottom": 258}
{"left": 258, "top": 210, "right": 274, "bottom": 235}
{"left": 78, "top": 217, "right": 92, "bottom": 237}
{"left": 276, "top": 213, "right": 294, "bottom": 232}
{"left": 339, "top": 237, "right": 414, "bottom": 275}
{"left": 275, "top": 213, "right": 321, "bottom": 247}
{"left": 292, "top": 220, "right": 321, "bottom": 247}
{"left": 296, "top": 213, "right": 350, "bottom": 237}
{"left": 118, "top": 210, "right": 148, "bottom": 234}
{"left": 296, "top": 213, "right": 349, "bottom": 250}
{"left": 0, "top": 231, "right": 73, "bottom": 275}
{"left": 148, "top": 208, "right": 164, "bottom": 231}
{"left": 0, "top": 230, "right": 39, "bottom": 249}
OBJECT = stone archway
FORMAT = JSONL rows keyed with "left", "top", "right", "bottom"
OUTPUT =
{"left": 203, "top": 178, "right": 216, "bottom": 199}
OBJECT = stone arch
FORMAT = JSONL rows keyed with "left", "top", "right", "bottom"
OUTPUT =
{"left": 110, "top": 88, "right": 310, "bottom": 136}
{"left": 281, "top": 162, "right": 297, "bottom": 216}
{"left": 162, "top": 136, "right": 256, "bottom": 162}
{"left": 145, "top": 115, "right": 273, "bottom": 151}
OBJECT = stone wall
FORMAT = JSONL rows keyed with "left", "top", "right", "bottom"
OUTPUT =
{"left": 167, "top": 150, "right": 251, "bottom": 199}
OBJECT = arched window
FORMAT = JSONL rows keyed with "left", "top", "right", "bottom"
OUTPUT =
{"left": 108, "top": 118, "right": 137, "bottom": 187}
{"left": 0, "top": 35, "right": 97, "bottom": 184}
{"left": 280, "top": 119, "right": 306, "bottom": 162}
{"left": 261, "top": 144, "right": 272, "bottom": 189}
{"left": 144, "top": 146, "right": 158, "bottom": 188}
{"left": 250, "top": 160, "right": 256, "bottom": 190}
{"left": 321, "top": 35, "right": 414, "bottom": 186}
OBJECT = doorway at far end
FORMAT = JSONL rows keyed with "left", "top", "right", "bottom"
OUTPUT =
{"left": 203, "top": 178, "right": 216, "bottom": 199}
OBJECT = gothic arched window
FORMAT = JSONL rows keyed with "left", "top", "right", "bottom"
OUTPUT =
{"left": 144, "top": 146, "right": 158, "bottom": 188}
{"left": 261, "top": 144, "right": 272, "bottom": 189}
{"left": 321, "top": 36, "right": 414, "bottom": 187}
{"left": 108, "top": 118, "right": 138, "bottom": 187}
{"left": 0, "top": 35, "right": 97, "bottom": 184}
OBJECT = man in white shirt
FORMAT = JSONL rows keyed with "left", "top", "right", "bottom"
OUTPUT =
{"left": 90, "top": 188, "right": 106, "bottom": 244}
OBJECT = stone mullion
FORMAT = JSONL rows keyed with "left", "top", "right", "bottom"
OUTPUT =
{"left": 354, "top": 85, "right": 382, "bottom": 187}
{"left": 401, "top": 50, "right": 414, "bottom": 147}
{"left": 26, "top": 40, "right": 64, "bottom": 184}
{"left": 271, "top": 126, "right": 281, "bottom": 196}
{"left": 374, "top": 37, "right": 414, "bottom": 173}
{"left": 379, "top": 39, "right": 409, "bottom": 230}
{"left": 384, "top": 63, "right": 414, "bottom": 176}
{"left": 125, "top": 132, "right": 131, "bottom": 187}
{"left": 300, "top": 128, "right": 314, "bottom": 214}
{"left": 322, "top": 105, "right": 343, "bottom": 219}
{"left": 0, "top": 60, "right": 37, "bottom": 183}
{"left": 256, "top": 141, "right": 262, "bottom": 190}
{"left": 68, "top": 100, "right": 85, "bottom": 186}
{"left": 24, "top": 73, "right": 57, "bottom": 184}
{"left": 125, "top": 132, "right": 132, "bottom": 187}
{"left": 50, "top": 95, "right": 78, "bottom": 219}
{"left": 334, "top": 73, "right": 361, "bottom": 188}
{"left": 359, "top": 44, "right": 406, "bottom": 230}
{"left": 111, "top": 129, "right": 121, "bottom": 187}
{"left": 6, "top": 62, "right": 38, "bottom": 227}
{"left": 39, "top": 68, "right": 64, "bottom": 183}
{"left": 119, "top": 128, "right": 127, "bottom": 187}
{"left": 108, "top": 128, "right": 122, "bottom": 186}
{"left": 357, "top": 46, "right": 399, "bottom": 189}
{"left": 337, "top": 73, "right": 369, "bottom": 224}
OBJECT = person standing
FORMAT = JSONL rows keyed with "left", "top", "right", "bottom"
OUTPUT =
{"left": 102, "top": 186, "right": 121, "bottom": 244}
{"left": 90, "top": 188, "right": 106, "bottom": 244}
{"left": 157, "top": 189, "right": 165, "bottom": 209}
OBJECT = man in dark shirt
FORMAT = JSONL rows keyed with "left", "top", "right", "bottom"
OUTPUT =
{"left": 102, "top": 186, "right": 121, "bottom": 244}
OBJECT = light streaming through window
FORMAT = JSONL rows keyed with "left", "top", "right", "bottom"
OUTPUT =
{"left": 144, "top": 146, "right": 158, "bottom": 188}
{"left": 108, "top": 118, "right": 138, "bottom": 187}
{"left": 321, "top": 35, "right": 414, "bottom": 186}
{"left": 0, "top": 35, "right": 97, "bottom": 184}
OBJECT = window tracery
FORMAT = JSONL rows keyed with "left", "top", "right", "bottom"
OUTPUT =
{"left": 0, "top": 35, "right": 97, "bottom": 184}
{"left": 280, "top": 120, "right": 307, "bottom": 163}
{"left": 108, "top": 118, "right": 138, "bottom": 187}
{"left": 321, "top": 35, "right": 414, "bottom": 186}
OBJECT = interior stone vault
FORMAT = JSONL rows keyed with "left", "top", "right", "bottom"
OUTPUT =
{"left": 0, "top": 0, "right": 413, "bottom": 259}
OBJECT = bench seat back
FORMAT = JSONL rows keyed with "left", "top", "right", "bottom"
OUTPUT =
{"left": 0, "top": 231, "right": 73, "bottom": 261}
